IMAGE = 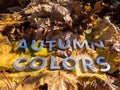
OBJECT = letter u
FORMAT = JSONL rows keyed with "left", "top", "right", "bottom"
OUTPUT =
{"left": 31, "top": 40, "right": 44, "bottom": 51}
{"left": 58, "top": 38, "right": 70, "bottom": 50}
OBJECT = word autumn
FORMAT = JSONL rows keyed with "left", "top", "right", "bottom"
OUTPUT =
{"left": 13, "top": 38, "right": 110, "bottom": 72}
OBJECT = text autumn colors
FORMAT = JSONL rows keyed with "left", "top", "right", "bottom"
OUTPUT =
{"left": 13, "top": 38, "right": 110, "bottom": 72}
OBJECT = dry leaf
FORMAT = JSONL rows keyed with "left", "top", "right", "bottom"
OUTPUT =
{"left": 21, "top": 71, "right": 81, "bottom": 90}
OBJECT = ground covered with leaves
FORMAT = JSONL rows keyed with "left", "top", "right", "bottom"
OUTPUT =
{"left": 0, "top": 0, "right": 120, "bottom": 90}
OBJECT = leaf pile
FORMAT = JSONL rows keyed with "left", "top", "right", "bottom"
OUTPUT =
{"left": 0, "top": 0, "right": 120, "bottom": 90}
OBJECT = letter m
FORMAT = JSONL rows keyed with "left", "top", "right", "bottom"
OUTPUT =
{"left": 73, "top": 39, "right": 89, "bottom": 50}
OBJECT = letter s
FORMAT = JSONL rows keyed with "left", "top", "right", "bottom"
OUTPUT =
{"left": 96, "top": 57, "right": 110, "bottom": 72}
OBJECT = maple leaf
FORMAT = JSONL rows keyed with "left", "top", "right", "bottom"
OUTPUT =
{"left": 21, "top": 71, "right": 81, "bottom": 90}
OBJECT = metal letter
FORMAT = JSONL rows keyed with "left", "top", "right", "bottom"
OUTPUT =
{"left": 29, "top": 57, "right": 46, "bottom": 70}
{"left": 96, "top": 56, "right": 110, "bottom": 72}
{"left": 46, "top": 40, "right": 56, "bottom": 51}
{"left": 91, "top": 40, "right": 104, "bottom": 50}
{"left": 73, "top": 39, "right": 89, "bottom": 50}
{"left": 58, "top": 38, "right": 70, "bottom": 50}
{"left": 13, "top": 58, "right": 28, "bottom": 71}
{"left": 82, "top": 57, "right": 97, "bottom": 72}
{"left": 50, "top": 56, "right": 61, "bottom": 70}
{"left": 31, "top": 40, "right": 44, "bottom": 51}
{"left": 62, "top": 57, "right": 78, "bottom": 70}
{"left": 16, "top": 39, "right": 28, "bottom": 50}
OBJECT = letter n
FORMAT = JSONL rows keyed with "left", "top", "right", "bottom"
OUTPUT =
{"left": 91, "top": 40, "right": 104, "bottom": 50}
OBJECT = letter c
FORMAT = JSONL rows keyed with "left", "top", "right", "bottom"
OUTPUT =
{"left": 13, "top": 58, "right": 28, "bottom": 71}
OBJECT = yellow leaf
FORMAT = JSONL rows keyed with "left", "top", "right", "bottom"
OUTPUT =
{"left": 33, "top": 48, "right": 55, "bottom": 57}
{"left": 96, "top": 47, "right": 120, "bottom": 73}
{"left": 71, "top": 49, "right": 106, "bottom": 80}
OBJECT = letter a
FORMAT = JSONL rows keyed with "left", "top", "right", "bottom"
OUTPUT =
{"left": 16, "top": 39, "right": 28, "bottom": 51}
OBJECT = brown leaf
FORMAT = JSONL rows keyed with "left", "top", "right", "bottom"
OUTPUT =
{"left": 21, "top": 71, "right": 82, "bottom": 90}
{"left": 93, "top": 0, "right": 108, "bottom": 13}
{"left": 0, "top": 24, "right": 7, "bottom": 31}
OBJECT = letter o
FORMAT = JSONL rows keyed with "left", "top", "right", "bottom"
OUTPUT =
{"left": 62, "top": 57, "right": 78, "bottom": 70}
{"left": 29, "top": 58, "right": 46, "bottom": 70}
